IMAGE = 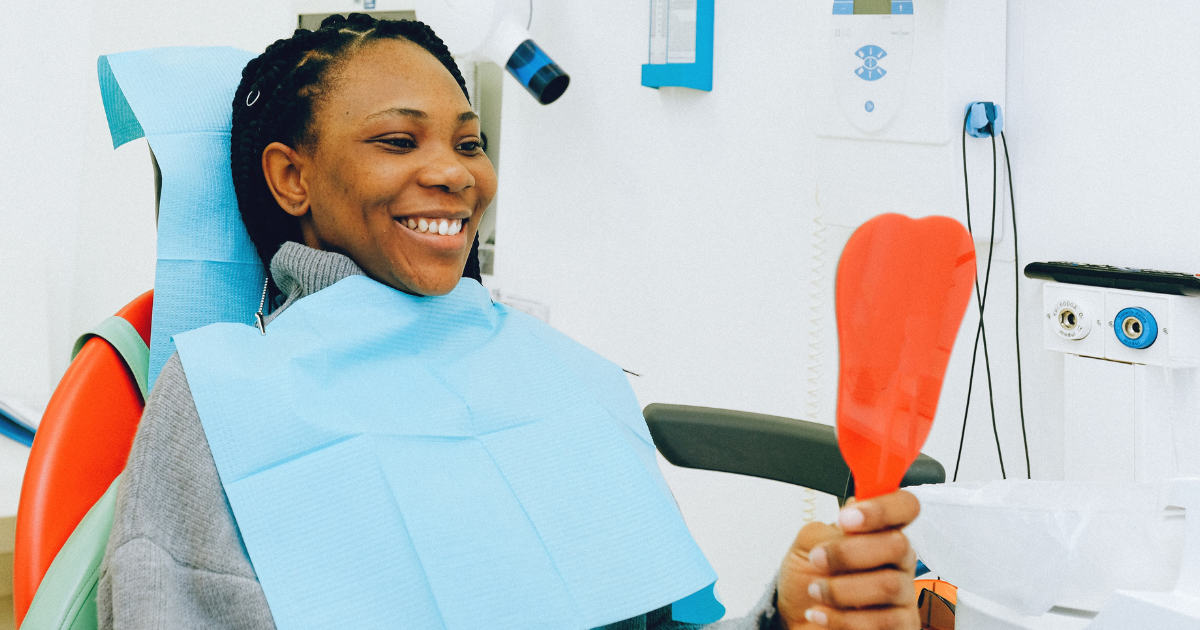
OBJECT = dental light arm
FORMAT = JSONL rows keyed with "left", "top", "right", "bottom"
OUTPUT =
{"left": 416, "top": 0, "right": 570, "bottom": 104}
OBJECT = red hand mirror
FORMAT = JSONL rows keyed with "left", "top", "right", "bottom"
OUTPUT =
{"left": 835, "top": 214, "right": 976, "bottom": 500}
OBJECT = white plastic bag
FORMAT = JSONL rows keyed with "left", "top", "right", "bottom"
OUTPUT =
{"left": 906, "top": 480, "right": 1185, "bottom": 615}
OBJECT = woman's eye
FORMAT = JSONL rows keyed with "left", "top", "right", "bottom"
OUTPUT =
{"left": 379, "top": 137, "right": 417, "bottom": 150}
{"left": 457, "top": 140, "right": 484, "bottom": 153}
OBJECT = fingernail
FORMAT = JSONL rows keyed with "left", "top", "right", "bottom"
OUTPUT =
{"left": 804, "top": 608, "right": 829, "bottom": 626}
{"left": 808, "top": 545, "right": 828, "bottom": 571}
{"left": 807, "top": 579, "right": 827, "bottom": 603}
{"left": 839, "top": 506, "right": 864, "bottom": 530}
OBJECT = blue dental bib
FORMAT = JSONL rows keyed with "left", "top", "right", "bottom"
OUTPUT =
{"left": 175, "top": 276, "right": 719, "bottom": 630}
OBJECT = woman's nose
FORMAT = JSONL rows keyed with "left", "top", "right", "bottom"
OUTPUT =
{"left": 417, "top": 149, "right": 475, "bottom": 194}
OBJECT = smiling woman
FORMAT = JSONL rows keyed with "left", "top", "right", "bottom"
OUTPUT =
{"left": 96, "top": 13, "right": 922, "bottom": 630}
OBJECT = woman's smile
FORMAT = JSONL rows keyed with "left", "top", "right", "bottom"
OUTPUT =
{"left": 392, "top": 213, "right": 471, "bottom": 254}
{"left": 396, "top": 217, "right": 464, "bottom": 236}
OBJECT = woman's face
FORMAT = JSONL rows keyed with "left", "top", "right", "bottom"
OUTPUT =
{"left": 263, "top": 38, "right": 496, "bottom": 296}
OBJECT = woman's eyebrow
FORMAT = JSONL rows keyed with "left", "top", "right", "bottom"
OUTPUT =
{"left": 365, "top": 108, "right": 479, "bottom": 125}
{"left": 367, "top": 107, "right": 426, "bottom": 120}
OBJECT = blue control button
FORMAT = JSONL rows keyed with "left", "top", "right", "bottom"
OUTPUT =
{"left": 832, "top": 2, "right": 853, "bottom": 14}
{"left": 865, "top": 101, "right": 875, "bottom": 112}
{"left": 855, "top": 45, "right": 887, "bottom": 81}
{"left": 892, "top": 2, "right": 913, "bottom": 14}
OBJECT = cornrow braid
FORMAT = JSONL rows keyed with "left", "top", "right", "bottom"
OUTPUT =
{"left": 230, "top": 14, "right": 480, "bottom": 300}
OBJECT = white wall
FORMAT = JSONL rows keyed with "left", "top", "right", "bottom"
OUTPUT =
{"left": 1, "top": 0, "right": 302, "bottom": 420}
{"left": 495, "top": 0, "right": 1200, "bottom": 614}
{"left": 3, "top": 0, "right": 1200, "bottom": 620}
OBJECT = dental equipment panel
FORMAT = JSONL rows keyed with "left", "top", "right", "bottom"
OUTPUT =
{"left": 1025, "top": 261, "right": 1200, "bottom": 297}
{"left": 928, "top": 265, "right": 1200, "bottom": 629}
{"left": 815, "top": 0, "right": 1008, "bottom": 234}
{"left": 1031, "top": 264, "right": 1200, "bottom": 488}
{"left": 829, "top": 0, "right": 914, "bottom": 134}
{"left": 817, "top": 0, "right": 1012, "bottom": 146}
{"left": 641, "top": 0, "right": 714, "bottom": 91}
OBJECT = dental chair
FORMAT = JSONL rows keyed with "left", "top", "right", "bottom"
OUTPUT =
{"left": 645, "top": 404, "right": 944, "bottom": 505}
{"left": 11, "top": 46, "right": 946, "bottom": 629}
{"left": 14, "top": 291, "right": 152, "bottom": 628}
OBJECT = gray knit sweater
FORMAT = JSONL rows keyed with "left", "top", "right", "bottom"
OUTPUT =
{"left": 97, "top": 242, "right": 779, "bottom": 630}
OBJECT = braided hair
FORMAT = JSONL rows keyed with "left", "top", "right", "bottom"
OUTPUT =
{"left": 231, "top": 13, "right": 482, "bottom": 297}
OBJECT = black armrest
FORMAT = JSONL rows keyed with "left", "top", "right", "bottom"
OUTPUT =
{"left": 644, "top": 404, "right": 945, "bottom": 502}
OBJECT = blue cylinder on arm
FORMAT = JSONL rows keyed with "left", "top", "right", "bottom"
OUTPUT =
{"left": 505, "top": 39, "right": 570, "bottom": 105}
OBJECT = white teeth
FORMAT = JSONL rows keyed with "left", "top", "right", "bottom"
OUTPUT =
{"left": 403, "top": 217, "right": 464, "bottom": 235}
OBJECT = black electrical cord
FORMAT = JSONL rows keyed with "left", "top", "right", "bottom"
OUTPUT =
{"left": 1002, "top": 131, "right": 1032, "bottom": 479}
{"left": 982, "top": 134, "right": 1006, "bottom": 479}
{"left": 953, "top": 112, "right": 1006, "bottom": 482}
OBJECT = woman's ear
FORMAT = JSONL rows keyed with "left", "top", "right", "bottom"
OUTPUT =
{"left": 262, "top": 142, "right": 311, "bottom": 218}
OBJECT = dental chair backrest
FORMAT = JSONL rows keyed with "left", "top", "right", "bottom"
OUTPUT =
{"left": 99, "top": 46, "right": 265, "bottom": 388}
{"left": 13, "top": 47, "right": 262, "bottom": 627}
{"left": 14, "top": 291, "right": 153, "bottom": 626}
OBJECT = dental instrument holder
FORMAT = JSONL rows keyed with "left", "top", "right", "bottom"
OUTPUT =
{"left": 1035, "top": 279, "right": 1200, "bottom": 484}
{"left": 965, "top": 101, "right": 1003, "bottom": 138}
{"left": 1006, "top": 275, "right": 1200, "bottom": 628}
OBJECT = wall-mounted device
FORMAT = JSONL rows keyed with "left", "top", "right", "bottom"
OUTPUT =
{"left": 1028, "top": 262, "right": 1200, "bottom": 486}
{"left": 816, "top": 0, "right": 1006, "bottom": 146}
{"left": 983, "top": 261, "right": 1200, "bottom": 630}
{"left": 641, "top": 0, "right": 714, "bottom": 91}
{"left": 813, "top": 0, "right": 1007, "bottom": 237}
{"left": 828, "top": 0, "right": 914, "bottom": 133}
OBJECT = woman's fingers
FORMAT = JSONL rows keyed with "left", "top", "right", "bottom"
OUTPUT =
{"left": 837, "top": 491, "right": 920, "bottom": 534}
{"left": 794, "top": 521, "right": 843, "bottom": 559}
{"left": 775, "top": 491, "right": 923, "bottom": 628}
{"left": 807, "top": 569, "right": 917, "bottom": 609}
{"left": 803, "top": 604, "right": 920, "bottom": 630}
{"left": 809, "top": 530, "right": 916, "bottom": 575}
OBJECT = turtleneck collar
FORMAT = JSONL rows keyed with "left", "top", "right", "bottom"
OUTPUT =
{"left": 265, "top": 241, "right": 365, "bottom": 324}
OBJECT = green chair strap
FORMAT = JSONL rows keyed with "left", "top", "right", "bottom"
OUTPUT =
{"left": 21, "top": 475, "right": 121, "bottom": 630}
{"left": 72, "top": 317, "right": 149, "bottom": 401}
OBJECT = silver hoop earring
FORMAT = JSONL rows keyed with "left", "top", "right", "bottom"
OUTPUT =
{"left": 246, "top": 90, "right": 261, "bottom": 107}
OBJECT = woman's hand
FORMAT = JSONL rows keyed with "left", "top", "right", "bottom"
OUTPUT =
{"left": 775, "top": 491, "right": 921, "bottom": 630}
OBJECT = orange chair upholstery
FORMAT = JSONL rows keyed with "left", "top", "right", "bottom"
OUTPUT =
{"left": 13, "top": 291, "right": 153, "bottom": 626}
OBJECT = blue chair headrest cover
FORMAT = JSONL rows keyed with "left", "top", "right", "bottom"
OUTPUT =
{"left": 98, "top": 47, "right": 264, "bottom": 388}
